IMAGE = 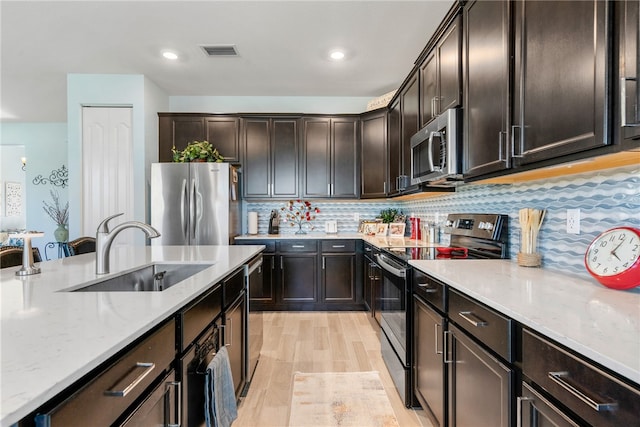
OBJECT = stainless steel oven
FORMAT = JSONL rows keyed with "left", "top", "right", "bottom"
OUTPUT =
{"left": 375, "top": 251, "right": 413, "bottom": 407}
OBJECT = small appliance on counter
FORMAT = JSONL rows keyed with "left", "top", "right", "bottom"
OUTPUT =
{"left": 325, "top": 220, "right": 338, "bottom": 234}
{"left": 267, "top": 210, "right": 280, "bottom": 234}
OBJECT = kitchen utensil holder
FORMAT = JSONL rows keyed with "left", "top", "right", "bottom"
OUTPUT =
{"left": 517, "top": 252, "right": 541, "bottom": 268}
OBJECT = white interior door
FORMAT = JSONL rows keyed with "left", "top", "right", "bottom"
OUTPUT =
{"left": 82, "top": 107, "right": 135, "bottom": 246}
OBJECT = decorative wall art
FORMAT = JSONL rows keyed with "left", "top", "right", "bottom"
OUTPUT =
{"left": 32, "top": 164, "right": 68, "bottom": 188}
{"left": 5, "top": 181, "right": 23, "bottom": 217}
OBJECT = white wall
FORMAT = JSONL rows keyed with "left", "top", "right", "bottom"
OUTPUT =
{"left": 67, "top": 74, "right": 169, "bottom": 241}
{"left": 169, "top": 95, "right": 372, "bottom": 114}
{"left": 0, "top": 123, "right": 68, "bottom": 254}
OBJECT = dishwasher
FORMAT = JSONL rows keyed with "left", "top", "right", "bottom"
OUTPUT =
{"left": 245, "top": 255, "right": 264, "bottom": 388}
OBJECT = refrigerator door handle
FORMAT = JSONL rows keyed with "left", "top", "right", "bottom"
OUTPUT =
{"left": 190, "top": 178, "right": 196, "bottom": 239}
{"left": 181, "top": 178, "right": 188, "bottom": 240}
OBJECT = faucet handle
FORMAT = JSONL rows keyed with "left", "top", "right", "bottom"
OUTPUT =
{"left": 96, "top": 213, "right": 124, "bottom": 233}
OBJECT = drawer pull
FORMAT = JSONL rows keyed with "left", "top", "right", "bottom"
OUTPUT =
{"left": 417, "top": 282, "right": 438, "bottom": 293}
{"left": 458, "top": 311, "right": 488, "bottom": 327}
{"left": 332, "top": 245, "right": 346, "bottom": 248}
{"left": 548, "top": 371, "right": 618, "bottom": 412}
{"left": 516, "top": 397, "right": 534, "bottom": 427}
{"left": 104, "top": 362, "right": 155, "bottom": 397}
{"left": 291, "top": 245, "right": 305, "bottom": 248}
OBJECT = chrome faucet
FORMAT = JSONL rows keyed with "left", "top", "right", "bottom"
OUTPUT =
{"left": 95, "top": 213, "right": 161, "bottom": 275}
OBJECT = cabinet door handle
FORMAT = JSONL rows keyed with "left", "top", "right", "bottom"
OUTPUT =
{"left": 511, "top": 125, "right": 523, "bottom": 158}
{"left": 516, "top": 397, "right": 533, "bottom": 427}
{"left": 621, "top": 77, "right": 640, "bottom": 127}
{"left": 280, "top": 256, "right": 283, "bottom": 270}
{"left": 498, "top": 131, "right": 507, "bottom": 162}
{"left": 383, "top": 181, "right": 387, "bottom": 194}
{"left": 104, "top": 362, "right": 156, "bottom": 397}
{"left": 458, "top": 311, "right": 488, "bottom": 327}
{"left": 271, "top": 257, "right": 275, "bottom": 270}
{"left": 417, "top": 282, "right": 438, "bottom": 293}
{"left": 434, "top": 323, "right": 442, "bottom": 355}
{"left": 443, "top": 330, "right": 453, "bottom": 363}
{"left": 225, "top": 318, "right": 233, "bottom": 347}
{"left": 168, "top": 380, "right": 182, "bottom": 427}
{"left": 328, "top": 183, "right": 331, "bottom": 195}
{"left": 322, "top": 256, "right": 326, "bottom": 269}
{"left": 548, "top": 371, "right": 618, "bottom": 412}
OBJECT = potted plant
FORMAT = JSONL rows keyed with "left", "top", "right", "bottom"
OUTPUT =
{"left": 172, "top": 140, "right": 224, "bottom": 163}
{"left": 43, "top": 190, "right": 69, "bottom": 242}
{"left": 378, "top": 208, "right": 405, "bottom": 224}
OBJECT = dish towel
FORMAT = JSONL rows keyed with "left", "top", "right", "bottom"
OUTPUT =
{"left": 204, "top": 346, "right": 238, "bottom": 427}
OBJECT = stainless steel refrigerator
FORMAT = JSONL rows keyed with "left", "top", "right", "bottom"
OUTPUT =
{"left": 150, "top": 162, "right": 241, "bottom": 245}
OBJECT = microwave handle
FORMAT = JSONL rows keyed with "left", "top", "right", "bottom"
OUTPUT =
{"left": 428, "top": 131, "right": 441, "bottom": 172}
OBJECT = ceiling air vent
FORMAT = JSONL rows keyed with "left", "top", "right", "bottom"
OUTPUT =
{"left": 201, "top": 45, "right": 239, "bottom": 57}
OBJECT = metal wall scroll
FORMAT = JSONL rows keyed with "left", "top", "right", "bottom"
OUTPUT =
{"left": 32, "top": 165, "right": 68, "bottom": 188}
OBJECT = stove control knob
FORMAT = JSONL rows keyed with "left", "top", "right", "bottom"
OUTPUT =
{"left": 445, "top": 220, "right": 454, "bottom": 227}
{"left": 478, "top": 221, "right": 486, "bottom": 229}
{"left": 485, "top": 222, "right": 494, "bottom": 231}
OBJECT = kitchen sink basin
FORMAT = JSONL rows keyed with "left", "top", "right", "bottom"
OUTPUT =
{"left": 71, "top": 263, "right": 214, "bottom": 292}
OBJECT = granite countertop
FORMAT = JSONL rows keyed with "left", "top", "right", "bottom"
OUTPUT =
{"left": 0, "top": 245, "right": 264, "bottom": 427}
{"left": 409, "top": 259, "right": 640, "bottom": 386}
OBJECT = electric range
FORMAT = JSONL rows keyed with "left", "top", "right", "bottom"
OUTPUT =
{"left": 376, "top": 213, "right": 508, "bottom": 408}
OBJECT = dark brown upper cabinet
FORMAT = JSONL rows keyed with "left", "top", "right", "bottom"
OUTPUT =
{"left": 400, "top": 72, "right": 420, "bottom": 193}
{"left": 463, "top": 0, "right": 512, "bottom": 179}
{"left": 512, "top": 0, "right": 610, "bottom": 167}
{"left": 302, "top": 116, "right": 359, "bottom": 199}
{"left": 420, "top": 15, "right": 462, "bottom": 127}
{"left": 158, "top": 114, "right": 240, "bottom": 162}
{"left": 387, "top": 99, "right": 401, "bottom": 195}
{"left": 242, "top": 117, "right": 299, "bottom": 199}
{"left": 205, "top": 117, "right": 240, "bottom": 163}
{"left": 360, "top": 109, "right": 388, "bottom": 198}
{"left": 158, "top": 114, "right": 204, "bottom": 162}
{"left": 618, "top": 0, "right": 640, "bottom": 147}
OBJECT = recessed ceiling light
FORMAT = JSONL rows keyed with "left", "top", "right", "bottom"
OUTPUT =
{"left": 329, "top": 50, "right": 346, "bottom": 61}
{"left": 162, "top": 51, "right": 178, "bottom": 60}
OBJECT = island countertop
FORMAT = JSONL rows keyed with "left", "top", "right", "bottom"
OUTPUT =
{"left": 0, "top": 245, "right": 264, "bottom": 427}
{"left": 409, "top": 259, "right": 640, "bottom": 387}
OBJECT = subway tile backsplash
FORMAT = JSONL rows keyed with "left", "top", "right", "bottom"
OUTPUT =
{"left": 245, "top": 164, "right": 640, "bottom": 281}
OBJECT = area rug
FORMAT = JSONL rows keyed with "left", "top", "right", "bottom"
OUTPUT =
{"left": 288, "top": 371, "right": 400, "bottom": 427}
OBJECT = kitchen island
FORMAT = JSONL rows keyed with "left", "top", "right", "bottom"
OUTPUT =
{"left": 0, "top": 245, "right": 264, "bottom": 427}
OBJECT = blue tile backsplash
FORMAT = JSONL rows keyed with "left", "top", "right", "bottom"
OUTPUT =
{"left": 245, "top": 164, "right": 640, "bottom": 281}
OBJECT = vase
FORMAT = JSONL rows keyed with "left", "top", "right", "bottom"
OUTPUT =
{"left": 295, "top": 223, "right": 306, "bottom": 235}
{"left": 54, "top": 224, "right": 68, "bottom": 242}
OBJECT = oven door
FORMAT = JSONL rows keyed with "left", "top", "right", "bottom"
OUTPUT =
{"left": 375, "top": 253, "right": 408, "bottom": 365}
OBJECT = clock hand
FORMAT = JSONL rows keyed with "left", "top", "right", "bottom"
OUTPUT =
{"left": 611, "top": 251, "right": 621, "bottom": 261}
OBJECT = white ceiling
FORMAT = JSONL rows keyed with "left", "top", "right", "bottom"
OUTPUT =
{"left": 1, "top": 0, "right": 454, "bottom": 123}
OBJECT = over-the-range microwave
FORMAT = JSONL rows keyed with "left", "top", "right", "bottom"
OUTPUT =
{"left": 410, "top": 108, "right": 463, "bottom": 186}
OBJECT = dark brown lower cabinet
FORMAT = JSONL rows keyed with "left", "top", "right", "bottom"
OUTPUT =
{"left": 237, "top": 239, "right": 363, "bottom": 311}
{"left": 447, "top": 323, "right": 513, "bottom": 427}
{"left": 519, "top": 382, "right": 580, "bottom": 427}
{"left": 119, "top": 370, "right": 179, "bottom": 427}
{"left": 281, "top": 253, "right": 317, "bottom": 303}
{"left": 414, "top": 296, "right": 446, "bottom": 427}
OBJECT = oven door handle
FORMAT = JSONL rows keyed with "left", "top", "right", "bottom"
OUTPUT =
{"left": 375, "top": 254, "right": 406, "bottom": 278}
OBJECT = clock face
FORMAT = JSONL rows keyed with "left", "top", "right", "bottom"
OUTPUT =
{"left": 585, "top": 228, "right": 640, "bottom": 277}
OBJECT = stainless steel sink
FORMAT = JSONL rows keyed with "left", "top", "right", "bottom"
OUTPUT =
{"left": 72, "top": 263, "right": 213, "bottom": 292}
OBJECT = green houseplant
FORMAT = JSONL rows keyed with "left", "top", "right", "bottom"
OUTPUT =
{"left": 172, "top": 140, "right": 224, "bottom": 163}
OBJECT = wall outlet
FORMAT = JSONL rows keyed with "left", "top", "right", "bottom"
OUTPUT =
{"left": 353, "top": 213, "right": 360, "bottom": 222}
{"left": 567, "top": 209, "right": 581, "bottom": 234}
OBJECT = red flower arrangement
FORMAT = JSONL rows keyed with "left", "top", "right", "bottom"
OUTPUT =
{"left": 281, "top": 199, "right": 320, "bottom": 234}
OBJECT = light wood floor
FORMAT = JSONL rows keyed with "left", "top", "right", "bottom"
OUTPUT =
{"left": 235, "top": 311, "right": 433, "bottom": 427}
